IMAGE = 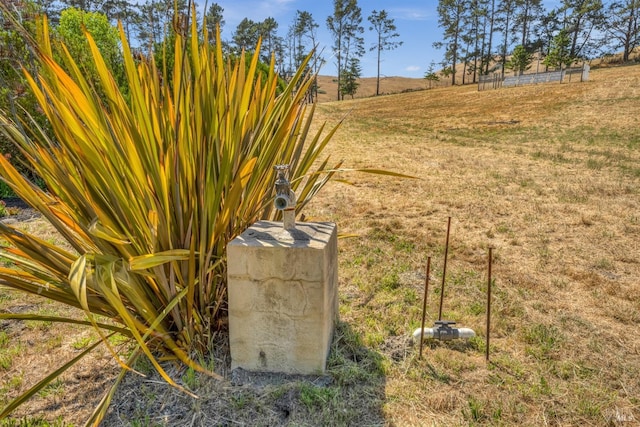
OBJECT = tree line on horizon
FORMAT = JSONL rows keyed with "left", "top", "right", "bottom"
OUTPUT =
{"left": 1, "top": 0, "right": 403, "bottom": 101}
{"left": 435, "top": 0, "right": 639, "bottom": 85}
{"left": 0, "top": 0, "right": 638, "bottom": 105}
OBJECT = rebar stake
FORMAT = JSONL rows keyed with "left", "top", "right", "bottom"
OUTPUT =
{"left": 419, "top": 256, "right": 432, "bottom": 359}
{"left": 438, "top": 217, "right": 452, "bottom": 321}
{"left": 486, "top": 247, "right": 494, "bottom": 362}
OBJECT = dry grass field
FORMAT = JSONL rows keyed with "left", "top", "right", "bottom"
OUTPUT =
{"left": 306, "top": 64, "right": 640, "bottom": 426}
{"left": 1, "top": 64, "right": 639, "bottom": 426}
{"left": 315, "top": 75, "right": 430, "bottom": 102}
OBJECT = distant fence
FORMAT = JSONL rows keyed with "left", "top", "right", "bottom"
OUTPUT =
{"left": 478, "top": 64, "right": 590, "bottom": 91}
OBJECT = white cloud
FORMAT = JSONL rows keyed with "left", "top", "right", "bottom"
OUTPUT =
{"left": 390, "top": 8, "right": 432, "bottom": 21}
{"left": 406, "top": 65, "right": 421, "bottom": 72}
{"left": 259, "top": 0, "right": 295, "bottom": 12}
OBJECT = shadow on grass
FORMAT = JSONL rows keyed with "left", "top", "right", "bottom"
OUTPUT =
{"left": 104, "top": 320, "right": 387, "bottom": 426}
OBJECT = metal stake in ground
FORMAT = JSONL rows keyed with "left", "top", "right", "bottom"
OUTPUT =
{"left": 419, "top": 256, "right": 432, "bottom": 359}
{"left": 486, "top": 247, "right": 494, "bottom": 362}
{"left": 438, "top": 217, "right": 452, "bottom": 321}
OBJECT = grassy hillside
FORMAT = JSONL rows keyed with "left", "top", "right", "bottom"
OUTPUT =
{"left": 315, "top": 48, "right": 640, "bottom": 103}
{"left": 315, "top": 75, "right": 430, "bottom": 102}
{"left": 1, "top": 65, "right": 639, "bottom": 426}
{"left": 305, "top": 64, "right": 640, "bottom": 425}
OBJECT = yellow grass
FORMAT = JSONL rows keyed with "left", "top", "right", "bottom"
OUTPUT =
{"left": 315, "top": 75, "right": 430, "bottom": 102}
{"left": 306, "top": 64, "right": 640, "bottom": 425}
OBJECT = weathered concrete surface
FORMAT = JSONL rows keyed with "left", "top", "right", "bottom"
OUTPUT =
{"left": 227, "top": 221, "right": 338, "bottom": 374}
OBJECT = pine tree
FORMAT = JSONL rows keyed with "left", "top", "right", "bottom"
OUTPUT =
{"left": 497, "top": 0, "right": 517, "bottom": 77}
{"left": 543, "top": 29, "right": 572, "bottom": 68}
{"left": 368, "top": 9, "right": 402, "bottom": 95}
{"left": 514, "top": 0, "right": 543, "bottom": 48}
{"left": 605, "top": 0, "right": 639, "bottom": 62}
{"left": 205, "top": 3, "right": 224, "bottom": 42}
{"left": 561, "top": 0, "right": 605, "bottom": 59}
{"left": 484, "top": 0, "right": 498, "bottom": 74}
{"left": 340, "top": 57, "right": 361, "bottom": 98}
{"left": 463, "top": 0, "right": 488, "bottom": 83}
{"left": 327, "top": 0, "right": 364, "bottom": 100}
{"left": 424, "top": 61, "right": 441, "bottom": 89}
{"left": 536, "top": 9, "right": 562, "bottom": 71}
{"left": 435, "top": 0, "right": 467, "bottom": 85}
{"left": 233, "top": 17, "right": 259, "bottom": 53}
{"left": 290, "top": 10, "right": 322, "bottom": 100}
{"left": 506, "top": 44, "right": 533, "bottom": 74}
{"left": 259, "top": 17, "right": 282, "bottom": 65}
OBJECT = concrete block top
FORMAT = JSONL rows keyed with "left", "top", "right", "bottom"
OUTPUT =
{"left": 229, "top": 220, "right": 336, "bottom": 249}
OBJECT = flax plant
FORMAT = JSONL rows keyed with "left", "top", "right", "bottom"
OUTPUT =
{"left": 0, "top": 12, "right": 344, "bottom": 424}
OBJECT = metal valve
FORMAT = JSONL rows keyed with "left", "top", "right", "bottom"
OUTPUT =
{"left": 412, "top": 320, "right": 476, "bottom": 342}
{"left": 274, "top": 165, "right": 296, "bottom": 230}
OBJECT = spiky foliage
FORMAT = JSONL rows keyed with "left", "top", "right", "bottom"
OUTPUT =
{"left": 0, "top": 11, "right": 341, "bottom": 424}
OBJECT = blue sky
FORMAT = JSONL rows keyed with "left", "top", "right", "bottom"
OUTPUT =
{"left": 211, "top": 0, "right": 562, "bottom": 78}
{"left": 211, "top": 0, "right": 441, "bottom": 78}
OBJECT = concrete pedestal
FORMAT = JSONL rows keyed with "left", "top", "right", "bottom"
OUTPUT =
{"left": 227, "top": 220, "right": 338, "bottom": 374}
